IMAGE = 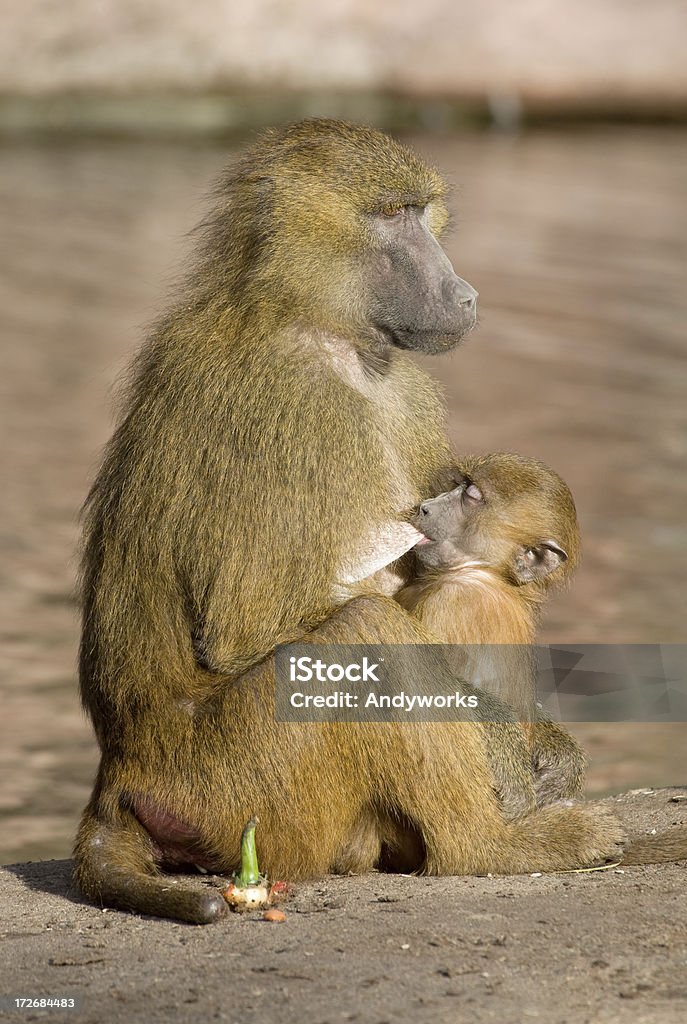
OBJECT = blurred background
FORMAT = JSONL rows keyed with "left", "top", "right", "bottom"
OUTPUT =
{"left": 1, "top": 1, "right": 686, "bottom": 865}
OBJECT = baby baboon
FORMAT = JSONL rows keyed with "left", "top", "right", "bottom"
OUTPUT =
{"left": 75, "top": 120, "right": 633, "bottom": 924}
{"left": 397, "top": 452, "right": 587, "bottom": 804}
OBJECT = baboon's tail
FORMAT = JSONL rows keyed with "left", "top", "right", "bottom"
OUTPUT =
{"left": 73, "top": 808, "right": 226, "bottom": 924}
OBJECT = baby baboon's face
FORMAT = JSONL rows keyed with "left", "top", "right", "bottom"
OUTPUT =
{"left": 410, "top": 454, "right": 577, "bottom": 588}
{"left": 411, "top": 477, "right": 486, "bottom": 570}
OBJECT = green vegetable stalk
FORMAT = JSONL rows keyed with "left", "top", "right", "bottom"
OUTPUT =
{"left": 235, "top": 816, "right": 261, "bottom": 887}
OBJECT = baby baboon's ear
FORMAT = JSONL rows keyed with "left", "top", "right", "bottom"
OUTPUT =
{"left": 512, "top": 540, "right": 568, "bottom": 585}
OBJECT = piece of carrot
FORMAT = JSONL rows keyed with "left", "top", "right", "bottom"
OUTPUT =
{"left": 263, "top": 908, "right": 287, "bottom": 923}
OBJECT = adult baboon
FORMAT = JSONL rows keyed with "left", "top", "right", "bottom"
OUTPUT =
{"left": 75, "top": 119, "right": 626, "bottom": 924}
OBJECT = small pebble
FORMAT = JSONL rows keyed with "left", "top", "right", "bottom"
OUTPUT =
{"left": 263, "top": 909, "right": 287, "bottom": 923}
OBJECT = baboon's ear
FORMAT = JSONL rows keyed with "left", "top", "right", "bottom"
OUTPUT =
{"left": 512, "top": 540, "right": 568, "bottom": 585}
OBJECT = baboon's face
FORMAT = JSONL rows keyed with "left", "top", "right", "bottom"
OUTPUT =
{"left": 366, "top": 204, "right": 478, "bottom": 355}
{"left": 254, "top": 119, "right": 477, "bottom": 352}
{"left": 411, "top": 479, "right": 484, "bottom": 569}
{"left": 410, "top": 456, "right": 573, "bottom": 587}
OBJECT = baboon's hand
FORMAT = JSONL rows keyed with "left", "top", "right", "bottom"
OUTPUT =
{"left": 531, "top": 719, "right": 587, "bottom": 806}
{"left": 482, "top": 722, "right": 537, "bottom": 821}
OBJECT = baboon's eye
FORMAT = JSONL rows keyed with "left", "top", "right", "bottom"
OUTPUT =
{"left": 381, "top": 205, "right": 405, "bottom": 218}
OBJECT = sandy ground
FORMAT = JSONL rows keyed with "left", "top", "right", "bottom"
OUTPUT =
{"left": 1, "top": 788, "right": 686, "bottom": 1024}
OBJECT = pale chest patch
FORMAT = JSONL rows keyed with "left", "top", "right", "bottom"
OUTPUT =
{"left": 314, "top": 332, "right": 434, "bottom": 598}
{"left": 337, "top": 520, "right": 424, "bottom": 582}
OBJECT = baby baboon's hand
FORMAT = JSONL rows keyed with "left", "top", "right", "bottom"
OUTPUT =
{"left": 482, "top": 721, "right": 537, "bottom": 820}
{"left": 531, "top": 718, "right": 587, "bottom": 806}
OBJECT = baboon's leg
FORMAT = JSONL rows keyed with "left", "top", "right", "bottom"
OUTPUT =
{"left": 383, "top": 721, "right": 624, "bottom": 876}
{"left": 75, "top": 596, "right": 544, "bottom": 920}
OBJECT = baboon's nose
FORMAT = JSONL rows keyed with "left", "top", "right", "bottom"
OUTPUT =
{"left": 445, "top": 275, "right": 478, "bottom": 311}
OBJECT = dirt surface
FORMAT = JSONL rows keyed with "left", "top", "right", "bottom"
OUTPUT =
{"left": 1, "top": 788, "right": 686, "bottom": 1024}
